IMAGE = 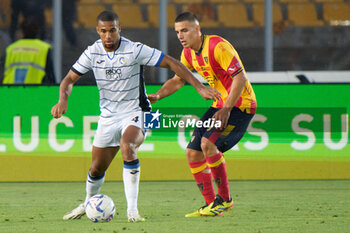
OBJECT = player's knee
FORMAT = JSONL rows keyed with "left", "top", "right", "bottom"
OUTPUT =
{"left": 121, "top": 142, "right": 136, "bottom": 153}
{"left": 200, "top": 138, "right": 216, "bottom": 156}
{"left": 185, "top": 148, "right": 195, "bottom": 160}
{"left": 120, "top": 142, "right": 138, "bottom": 160}
{"left": 186, "top": 148, "right": 204, "bottom": 162}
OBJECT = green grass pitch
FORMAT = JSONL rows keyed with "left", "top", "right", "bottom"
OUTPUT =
{"left": 1, "top": 180, "right": 349, "bottom": 233}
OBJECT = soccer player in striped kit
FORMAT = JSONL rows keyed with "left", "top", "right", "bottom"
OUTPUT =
{"left": 149, "top": 12, "right": 257, "bottom": 217}
{"left": 51, "top": 10, "right": 219, "bottom": 222}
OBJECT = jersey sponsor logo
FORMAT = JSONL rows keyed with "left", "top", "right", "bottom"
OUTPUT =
{"left": 96, "top": 60, "right": 105, "bottom": 64}
{"left": 105, "top": 68, "right": 122, "bottom": 80}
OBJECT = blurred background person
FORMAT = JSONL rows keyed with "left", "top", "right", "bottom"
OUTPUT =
{"left": 9, "top": 0, "right": 48, "bottom": 41}
{"left": 2, "top": 19, "right": 55, "bottom": 84}
{"left": 62, "top": 0, "right": 78, "bottom": 47}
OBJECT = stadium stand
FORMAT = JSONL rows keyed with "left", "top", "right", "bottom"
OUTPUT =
{"left": 77, "top": 4, "right": 106, "bottom": 28}
{"left": 44, "top": 8, "right": 53, "bottom": 27}
{"left": 101, "top": 0, "right": 133, "bottom": 3}
{"left": 208, "top": 0, "right": 239, "bottom": 3}
{"left": 287, "top": 3, "right": 324, "bottom": 26}
{"left": 112, "top": 4, "right": 149, "bottom": 28}
{"left": 217, "top": 3, "right": 254, "bottom": 27}
{"left": 314, "top": 0, "right": 344, "bottom": 2}
{"left": 138, "top": 0, "right": 159, "bottom": 3}
{"left": 252, "top": 3, "right": 283, "bottom": 26}
{"left": 147, "top": 4, "right": 177, "bottom": 27}
{"left": 79, "top": 0, "right": 99, "bottom": 3}
{"left": 0, "top": 0, "right": 11, "bottom": 28}
{"left": 173, "top": 0, "right": 203, "bottom": 3}
{"left": 182, "top": 3, "right": 219, "bottom": 28}
{"left": 278, "top": 0, "right": 309, "bottom": 3}
{"left": 323, "top": 3, "right": 350, "bottom": 26}
{"left": 243, "top": 0, "right": 264, "bottom": 3}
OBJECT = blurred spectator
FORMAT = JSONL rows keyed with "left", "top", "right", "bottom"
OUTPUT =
{"left": 9, "top": 0, "right": 48, "bottom": 41}
{"left": 62, "top": 0, "right": 78, "bottom": 47}
{"left": 2, "top": 19, "right": 55, "bottom": 84}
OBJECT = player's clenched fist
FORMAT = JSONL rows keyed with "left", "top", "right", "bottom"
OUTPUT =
{"left": 51, "top": 102, "right": 67, "bottom": 118}
{"left": 147, "top": 94, "right": 160, "bottom": 104}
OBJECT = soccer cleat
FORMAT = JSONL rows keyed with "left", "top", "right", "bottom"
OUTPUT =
{"left": 185, "top": 204, "right": 223, "bottom": 217}
{"left": 62, "top": 204, "right": 85, "bottom": 220}
{"left": 185, "top": 209, "right": 202, "bottom": 217}
{"left": 186, "top": 204, "right": 206, "bottom": 217}
{"left": 128, "top": 213, "right": 146, "bottom": 223}
{"left": 200, "top": 195, "right": 234, "bottom": 216}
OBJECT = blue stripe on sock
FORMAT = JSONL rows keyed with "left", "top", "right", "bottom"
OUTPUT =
{"left": 123, "top": 163, "right": 140, "bottom": 169}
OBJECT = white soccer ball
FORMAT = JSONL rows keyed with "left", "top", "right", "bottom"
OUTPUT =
{"left": 85, "top": 194, "right": 116, "bottom": 222}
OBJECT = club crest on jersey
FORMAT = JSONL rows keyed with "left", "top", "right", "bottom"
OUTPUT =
{"left": 119, "top": 56, "right": 126, "bottom": 65}
{"left": 105, "top": 68, "right": 122, "bottom": 80}
{"left": 204, "top": 56, "right": 208, "bottom": 64}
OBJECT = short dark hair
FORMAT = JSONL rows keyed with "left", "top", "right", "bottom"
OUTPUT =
{"left": 21, "top": 18, "right": 40, "bottom": 39}
{"left": 175, "top": 12, "right": 199, "bottom": 23}
{"left": 96, "top": 10, "right": 119, "bottom": 23}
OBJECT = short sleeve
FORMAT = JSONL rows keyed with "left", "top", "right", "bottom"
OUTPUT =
{"left": 72, "top": 47, "right": 92, "bottom": 75}
{"left": 134, "top": 42, "right": 164, "bottom": 67}
{"left": 180, "top": 49, "right": 194, "bottom": 71}
{"left": 214, "top": 41, "right": 243, "bottom": 78}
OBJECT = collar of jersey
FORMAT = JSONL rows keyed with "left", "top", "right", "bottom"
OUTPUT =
{"left": 106, "top": 39, "right": 122, "bottom": 60}
{"left": 195, "top": 35, "right": 206, "bottom": 56}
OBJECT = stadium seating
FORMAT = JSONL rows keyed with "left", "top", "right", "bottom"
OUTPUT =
{"left": 138, "top": 0, "right": 159, "bottom": 3}
{"left": 314, "top": 0, "right": 344, "bottom": 2}
{"left": 287, "top": 3, "right": 324, "bottom": 26}
{"left": 112, "top": 4, "right": 149, "bottom": 28}
{"left": 147, "top": 4, "right": 177, "bottom": 27}
{"left": 217, "top": 3, "right": 254, "bottom": 27}
{"left": 77, "top": 4, "right": 106, "bottom": 28}
{"left": 253, "top": 3, "right": 283, "bottom": 26}
{"left": 44, "top": 8, "right": 53, "bottom": 27}
{"left": 243, "top": 0, "right": 264, "bottom": 3}
{"left": 278, "top": 0, "right": 309, "bottom": 3}
{"left": 208, "top": 0, "right": 239, "bottom": 3}
{"left": 323, "top": 3, "right": 350, "bottom": 25}
{"left": 0, "top": 0, "right": 11, "bottom": 28}
{"left": 79, "top": 0, "right": 99, "bottom": 3}
{"left": 182, "top": 3, "right": 219, "bottom": 28}
{"left": 101, "top": 0, "right": 133, "bottom": 3}
{"left": 173, "top": 0, "right": 203, "bottom": 3}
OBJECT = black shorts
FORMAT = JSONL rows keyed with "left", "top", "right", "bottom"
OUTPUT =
{"left": 187, "top": 107, "right": 254, "bottom": 153}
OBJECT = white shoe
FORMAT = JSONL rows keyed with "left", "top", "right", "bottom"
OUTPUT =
{"left": 127, "top": 213, "right": 145, "bottom": 223}
{"left": 63, "top": 204, "right": 85, "bottom": 220}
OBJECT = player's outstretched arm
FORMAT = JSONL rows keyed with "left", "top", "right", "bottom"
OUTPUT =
{"left": 148, "top": 75, "right": 185, "bottom": 104}
{"left": 51, "top": 70, "right": 81, "bottom": 119}
{"left": 157, "top": 54, "right": 221, "bottom": 101}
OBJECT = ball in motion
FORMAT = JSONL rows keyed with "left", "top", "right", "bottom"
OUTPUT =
{"left": 85, "top": 194, "right": 116, "bottom": 222}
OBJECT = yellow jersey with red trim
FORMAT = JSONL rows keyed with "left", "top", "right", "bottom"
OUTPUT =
{"left": 180, "top": 35, "right": 256, "bottom": 114}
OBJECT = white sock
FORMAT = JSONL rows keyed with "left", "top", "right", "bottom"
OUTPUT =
{"left": 123, "top": 159, "right": 141, "bottom": 216}
{"left": 84, "top": 172, "right": 105, "bottom": 206}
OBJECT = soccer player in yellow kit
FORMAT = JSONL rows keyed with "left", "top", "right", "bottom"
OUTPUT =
{"left": 148, "top": 12, "right": 257, "bottom": 217}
